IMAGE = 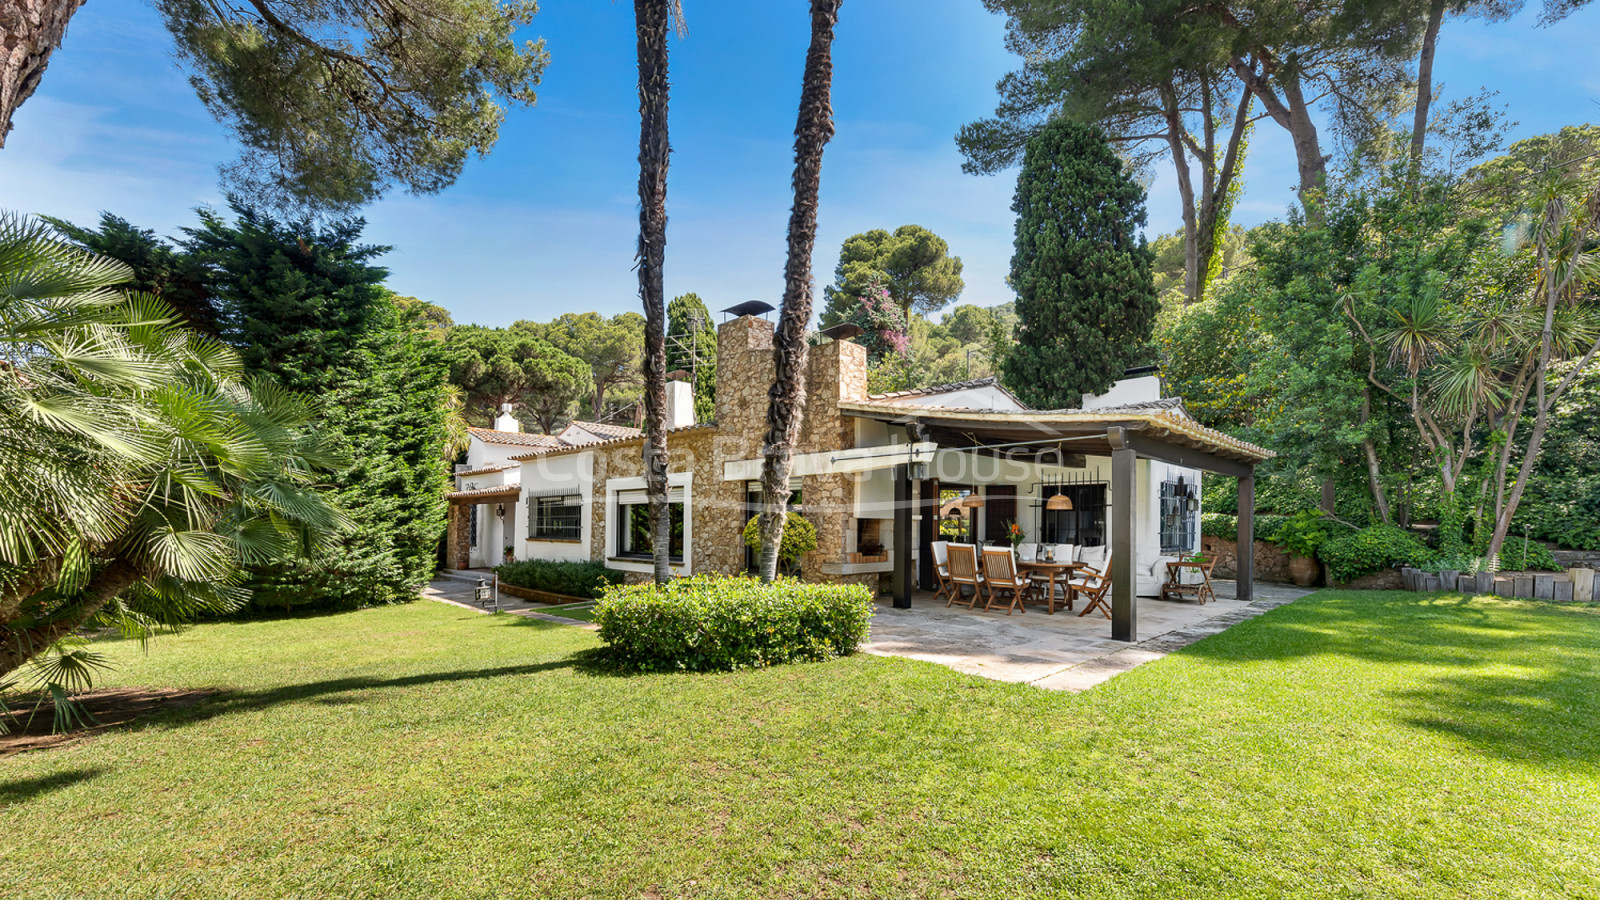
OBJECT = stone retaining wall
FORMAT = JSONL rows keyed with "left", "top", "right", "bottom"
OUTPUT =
{"left": 1200, "top": 535, "right": 1298, "bottom": 583}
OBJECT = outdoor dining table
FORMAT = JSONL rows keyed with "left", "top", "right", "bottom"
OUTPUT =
{"left": 1015, "top": 559, "right": 1084, "bottom": 614}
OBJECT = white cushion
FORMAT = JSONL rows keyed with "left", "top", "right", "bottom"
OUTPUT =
{"left": 1017, "top": 542, "right": 1038, "bottom": 562}
{"left": 932, "top": 541, "right": 949, "bottom": 566}
{"left": 1152, "top": 555, "right": 1178, "bottom": 577}
{"left": 1078, "top": 545, "right": 1107, "bottom": 567}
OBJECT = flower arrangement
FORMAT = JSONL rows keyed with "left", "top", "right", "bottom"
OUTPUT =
{"left": 1006, "top": 520, "right": 1025, "bottom": 549}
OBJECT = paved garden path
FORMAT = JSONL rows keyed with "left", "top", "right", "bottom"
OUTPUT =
{"left": 422, "top": 575, "right": 598, "bottom": 629}
{"left": 864, "top": 581, "right": 1314, "bottom": 692}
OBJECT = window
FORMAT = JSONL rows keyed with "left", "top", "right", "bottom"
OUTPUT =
{"left": 529, "top": 492, "right": 583, "bottom": 541}
{"left": 469, "top": 504, "right": 479, "bottom": 548}
{"left": 616, "top": 487, "right": 685, "bottom": 561}
{"left": 744, "top": 481, "right": 802, "bottom": 572}
{"left": 1160, "top": 480, "right": 1197, "bottom": 554}
{"left": 1040, "top": 484, "right": 1107, "bottom": 546}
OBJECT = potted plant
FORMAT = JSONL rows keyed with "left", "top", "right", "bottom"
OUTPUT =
{"left": 1270, "top": 511, "right": 1329, "bottom": 587}
{"left": 1005, "top": 520, "right": 1025, "bottom": 551}
{"left": 503, "top": 545, "right": 515, "bottom": 564}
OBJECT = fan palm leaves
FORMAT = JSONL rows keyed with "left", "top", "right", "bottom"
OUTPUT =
{"left": 0, "top": 212, "right": 343, "bottom": 679}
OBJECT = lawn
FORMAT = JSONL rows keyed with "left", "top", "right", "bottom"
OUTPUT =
{"left": 3, "top": 590, "right": 1599, "bottom": 899}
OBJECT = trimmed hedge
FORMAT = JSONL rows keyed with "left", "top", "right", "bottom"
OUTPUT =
{"left": 1199, "top": 512, "right": 1291, "bottom": 543}
{"left": 495, "top": 559, "right": 623, "bottom": 600}
{"left": 1318, "top": 525, "right": 1435, "bottom": 584}
{"left": 592, "top": 574, "right": 874, "bottom": 672}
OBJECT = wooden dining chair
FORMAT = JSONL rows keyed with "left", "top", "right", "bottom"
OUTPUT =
{"left": 1072, "top": 554, "right": 1114, "bottom": 619}
{"left": 931, "top": 541, "right": 955, "bottom": 605}
{"left": 946, "top": 544, "right": 984, "bottom": 609}
{"left": 981, "top": 547, "right": 1031, "bottom": 615}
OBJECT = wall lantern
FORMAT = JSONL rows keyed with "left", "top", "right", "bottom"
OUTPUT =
{"left": 495, "top": 503, "right": 506, "bottom": 518}
{"left": 909, "top": 461, "right": 929, "bottom": 481}
{"left": 1045, "top": 493, "right": 1074, "bottom": 511}
{"left": 1186, "top": 496, "right": 1201, "bottom": 513}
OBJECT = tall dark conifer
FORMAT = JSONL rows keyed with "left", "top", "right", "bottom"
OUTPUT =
{"left": 187, "top": 203, "right": 452, "bottom": 609}
{"left": 1002, "top": 120, "right": 1158, "bottom": 409}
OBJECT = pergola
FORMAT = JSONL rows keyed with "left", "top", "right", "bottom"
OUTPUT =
{"left": 839, "top": 400, "right": 1275, "bottom": 642}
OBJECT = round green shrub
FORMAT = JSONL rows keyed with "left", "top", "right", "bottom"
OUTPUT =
{"left": 742, "top": 512, "right": 819, "bottom": 566}
{"left": 1318, "top": 525, "right": 1435, "bottom": 584}
{"left": 592, "top": 574, "right": 874, "bottom": 673}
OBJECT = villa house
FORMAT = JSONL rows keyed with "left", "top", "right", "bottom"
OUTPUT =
{"left": 446, "top": 314, "right": 1272, "bottom": 641}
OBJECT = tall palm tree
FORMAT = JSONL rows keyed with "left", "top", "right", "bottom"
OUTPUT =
{"left": 634, "top": 0, "right": 685, "bottom": 585}
{"left": 0, "top": 212, "right": 343, "bottom": 678}
{"left": 758, "top": 0, "right": 844, "bottom": 583}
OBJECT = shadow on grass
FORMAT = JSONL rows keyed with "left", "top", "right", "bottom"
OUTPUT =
{"left": 1181, "top": 590, "right": 1600, "bottom": 766}
{"left": 133, "top": 659, "right": 581, "bottom": 731}
{"left": 0, "top": 767, "right": 104, "bottom": 806}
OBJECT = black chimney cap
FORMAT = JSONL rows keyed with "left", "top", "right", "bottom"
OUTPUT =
{"left": 721, "top": 299, "right": 776, "bottom": 319}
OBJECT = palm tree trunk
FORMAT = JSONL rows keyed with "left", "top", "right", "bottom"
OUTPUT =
{"left": 0, "top": 556, "right": 139, "bottom": 679}
{"left": 758, "top": 0, "right": 842, "bottom": 584}
{"left": 634, "top": 0, "right": 672, "bottom": 584}
{"left": 0, "top": 0, "right": 85, "bottom": 147}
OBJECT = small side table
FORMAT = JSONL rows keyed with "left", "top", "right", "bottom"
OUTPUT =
{"left": 1162, "top": 559, "right": 1216, "bottom": 605}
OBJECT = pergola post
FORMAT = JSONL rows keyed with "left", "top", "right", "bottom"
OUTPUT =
{"left": 1110, "top": 433, "right": 1137, "bottom": 642}
{"left": 917, "top": 476, "right": 939, "bottom": 590}
{"left": 892, "top": 464, "right": 913, "bottom": 608}
{"left": 1237, "top": 473, "right": 1255, "bottom": 604}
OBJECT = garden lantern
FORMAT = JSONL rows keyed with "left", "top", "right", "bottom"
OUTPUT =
{"left": 475, "top": 578, "right": 491, "bottom": 603}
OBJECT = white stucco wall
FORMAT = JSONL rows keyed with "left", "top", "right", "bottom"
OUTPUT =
{"left": 889, "top": 383, "right": 1025, "bottom": 411}
{"left": 1080, "top": 375, "right": 1162, "bottom": 410}
{"left": 515, "top": 451, "right": 596, "bottom": 563}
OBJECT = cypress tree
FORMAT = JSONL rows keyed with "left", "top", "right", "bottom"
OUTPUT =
{"left": 1002, "top": 120, "right": 1159, "bottom": 408}
{"left": 188, "top": 203, "right": 451, "bottom": 609}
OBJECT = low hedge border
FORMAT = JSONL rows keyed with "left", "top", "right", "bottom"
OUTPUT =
{"left": 592, "top": 574, "right": 874, "bottom": 673}
{"left": 495, "top": 559, "right": 623, "bottom": 600}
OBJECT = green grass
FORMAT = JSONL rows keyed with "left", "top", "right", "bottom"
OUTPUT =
{"left": 4, "top": 590, "right": 1599, "bottom": 899}
{"left": 538, "top": 602, "right": 597, "bottom": 622}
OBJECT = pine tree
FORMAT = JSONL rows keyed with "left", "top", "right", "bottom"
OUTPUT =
{"left": 1002, "top": 120, "right": 1158, "bottom": 408}
{"left": 187, "top": 202, "right": 451, "bottom": 609}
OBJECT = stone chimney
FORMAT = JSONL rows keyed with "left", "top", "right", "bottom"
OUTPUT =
{"left": 666, "top": 378, "right": 695, "bottom": 429}
{"left": 715, "top": 315, "right": 776, "bottom": 438}
{"left": 493, "top": 402, "right": 521, "bottom": 433}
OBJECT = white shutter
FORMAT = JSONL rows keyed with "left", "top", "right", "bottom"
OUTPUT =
{"left": 616, "top": 487, "right": 684, "bottom": 505}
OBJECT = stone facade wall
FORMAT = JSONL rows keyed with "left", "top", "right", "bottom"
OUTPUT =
{"left": 554, "top": 316, "right": 877, "bottom": 587}
{"left": 446, "top": 503, "right": 471, "bottom": 570}
{"left": 585, "top": 427, "right": 750, "bottom": 581}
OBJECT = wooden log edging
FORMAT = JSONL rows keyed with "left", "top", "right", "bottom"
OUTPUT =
{"left": 1398, "top": 566, "right": 1596, "bottom": 601}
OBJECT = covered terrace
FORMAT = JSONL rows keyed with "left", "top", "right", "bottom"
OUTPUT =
{"left": 840, "top": 399, "right": 1275, "bottom": 643}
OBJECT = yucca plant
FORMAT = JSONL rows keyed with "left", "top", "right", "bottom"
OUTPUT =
{"left": 0, "top": 212, "right": 345, "bottom": 688}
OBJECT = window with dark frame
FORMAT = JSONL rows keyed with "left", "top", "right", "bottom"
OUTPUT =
{"left": 617, "top": 497, "right": 685, "bottom": 561}
{"left": 469, "top": 504, "right": 478, "bottom": 548}
{"left": 529, "top": 493, "right": 583, "bottom": 541}
{"left": 1160, "top": 480, "right": 1197, "bottom": 554}
{"left": 1039, "top": 483, "right": 1107, "bottom": 546}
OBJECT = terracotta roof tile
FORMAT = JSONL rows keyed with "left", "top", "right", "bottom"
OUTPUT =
{"left": 466, "top": 427, "right": 565, "bottom": 449}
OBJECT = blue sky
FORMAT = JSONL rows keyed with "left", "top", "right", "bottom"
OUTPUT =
{"left": 4, "top": 1, "right": 1598, "bottom": 327}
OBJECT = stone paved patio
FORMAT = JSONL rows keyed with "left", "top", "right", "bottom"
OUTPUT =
{"left": 863, "top": 581, "right": 1314, "bottom": 691}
